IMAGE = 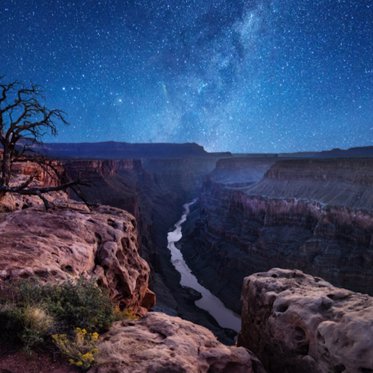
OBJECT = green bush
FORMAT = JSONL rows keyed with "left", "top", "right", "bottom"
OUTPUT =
{"left": 0, "top": 278, "right": 115, "bottom": 351}
{"left": 40, "top": 278, "right": 114, "bottom": 332}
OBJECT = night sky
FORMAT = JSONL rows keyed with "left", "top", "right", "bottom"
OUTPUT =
{"left": 1, "top": 0, "right": 372, "bottom": 153}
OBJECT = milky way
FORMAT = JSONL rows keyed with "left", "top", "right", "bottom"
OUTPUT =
{"left": 0, "top": 0, "right": 372, "bottom": 152}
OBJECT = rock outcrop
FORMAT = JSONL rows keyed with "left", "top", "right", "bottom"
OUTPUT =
{"left": 0, "top": 159, "right": 67, "bottom": 212}
{"left": 208, "top": 157, "right": 276, "bottom": 187}
{"left": 90, "top": 312, "right": 266, "bottom": 373}
{"left": 0, "top": 203, "right": 154, "bottom": 311}
{"left": 238, "top": 268, "right": 373, "bottom": 373}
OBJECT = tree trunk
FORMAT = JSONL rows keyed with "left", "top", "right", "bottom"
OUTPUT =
{"left": 1, "top": 147, "right": 12, "bottom": 187}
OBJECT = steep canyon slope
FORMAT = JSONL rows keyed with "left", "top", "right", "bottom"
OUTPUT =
{"left": 181, "top": 158, "right": 373, "bottom": 313}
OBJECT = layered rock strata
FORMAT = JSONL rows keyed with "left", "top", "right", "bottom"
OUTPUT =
{"left": 0, "top": 160, "right": 67, "bottom": 212}
{"left": 247, "top": 158, "right": 373, "bottom": 210}
{"left": 238, "top": 268, "right": 373, "bottom": 373}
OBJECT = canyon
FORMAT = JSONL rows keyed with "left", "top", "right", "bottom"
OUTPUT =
{"left": 50, "top": 146, "right": 373, "bottom": 333}
{"left": 1, "top": 143, "right": 373, "bottom": 372}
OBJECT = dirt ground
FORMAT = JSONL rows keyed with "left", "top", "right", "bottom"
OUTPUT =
{"left": 0, "top": 344, "right": 79, "bottom": 373}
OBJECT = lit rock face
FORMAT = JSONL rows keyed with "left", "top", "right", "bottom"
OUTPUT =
{"left": 0, "top": 160, "right": 67, "bottom": 212}
{"left": 90, "top": 312, "right": 266, "bottom": 373}
{"left": 0, "top": 204, "right": 154, "bottom": 311}
{"left": 238, "top": 268, "right": 373, "bottom": 373}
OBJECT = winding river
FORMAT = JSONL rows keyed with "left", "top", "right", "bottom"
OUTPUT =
{"left": 167, "top": 199, "right": 241, "bottom": 332}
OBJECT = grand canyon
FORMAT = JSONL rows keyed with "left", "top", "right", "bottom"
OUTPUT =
{"left": 1, "top": 1, "right": 372, "bottom": 372}
{"left": 1, "top": 142, "right": 372, "bottom": 372}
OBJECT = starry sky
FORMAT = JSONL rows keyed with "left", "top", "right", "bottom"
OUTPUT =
{"left": 0, "top": 0, "right": 372, "bottom": 153}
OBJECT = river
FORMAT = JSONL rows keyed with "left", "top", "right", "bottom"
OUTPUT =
{"left": 167, "top": 199, "right": 241, "bottom": 332}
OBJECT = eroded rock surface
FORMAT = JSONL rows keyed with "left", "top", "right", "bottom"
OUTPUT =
{"left": 0, "top": 204, "right": 154, "bottom": 311}
{"left": 90, "top": 312, "right": 266, "bottom": 373}
{"left": 0, "top": 160, "right": 68, "bottom": 213}
{"left": 238, "top": 268, "right": 373, "bottom": 373}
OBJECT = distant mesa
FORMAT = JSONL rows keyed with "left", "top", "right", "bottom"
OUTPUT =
{"left": 30, "top": 142, "right": 373, "bottom": 160}
{"left": 29, "top": 141, "right": 216, "bottom": 159}
{"left": 282, "top": 145, "right": 373, "bottom": 158}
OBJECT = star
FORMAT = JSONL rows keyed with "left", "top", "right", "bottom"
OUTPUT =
{"left": 0, "top": 0, "right": 371, "bottom": 152}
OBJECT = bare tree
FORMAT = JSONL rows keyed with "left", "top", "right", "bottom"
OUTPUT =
{"left": 0, "top": 77, "right": 77, "bottom": 207}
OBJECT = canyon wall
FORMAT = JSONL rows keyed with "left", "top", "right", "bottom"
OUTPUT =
{"left": 181, "top": 158, "right": 373, "bottom": 313}
{"left": 247, "top": 158, "right": 373, "bottom": 210}
{"left": 35, "top": 141, "right": 212, "bottom": 159}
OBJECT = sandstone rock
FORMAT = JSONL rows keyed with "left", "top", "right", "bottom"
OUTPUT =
{"left": 0, "top": 204, "right": 154, "bottom": 311}
{"left": 0, "top": 190, "right": 69, "bottom": 212}
{"left": 89, "top": 312, "right": 266, "bottom": 373}
{"left": 238, "top": 268, "right": 373, "bottom": 373}
{"left": 0, "top": 159, "right": 69, "bottom": 212}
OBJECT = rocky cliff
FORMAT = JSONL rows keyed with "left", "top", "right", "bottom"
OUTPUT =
{"left": 0, "top": 201, "right": 154, "bottom": 311}
{"left": 208, "top": 157, "right": 276, "bottom": 186}
{"left": 33, "top": 141, "right": 210, "bottom": 159}
{"left": 0, "top": 161, "right": 69, "bottom": 213}
{"left": 238, "top": 268, "right": 373, "bottom": 373}
{"left": 180, "top": 158, "right": 373, "bottom": 313}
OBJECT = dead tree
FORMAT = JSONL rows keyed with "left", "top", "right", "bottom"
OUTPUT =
{"left": 0, "top": 77, "right": 78, "bottom": 207}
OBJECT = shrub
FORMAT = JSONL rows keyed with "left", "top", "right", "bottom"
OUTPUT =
{"left": 113, "top": 305, "right": 139, "bottom": 321}
{"left": 23, "top": 305, "right": 55, "bottom": 333}
{"left": 0, "top": 303, "right": 54, "bottom": 351}
{"left": 41, "top": 278, "right": 115, "bottom": 332}
{"left": 52, "top": 328, "right": 100, "bottom": 369}
{"left": 0, "top": 277, "right": 114, "bottom": 352}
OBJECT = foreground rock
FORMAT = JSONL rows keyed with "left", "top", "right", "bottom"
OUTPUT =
{"left": 90, "top": 312, "right": 265, "bottom": 373}
{"left": 0, "top": 203, "right": 154, "bottom": 311}
{"left": 238, "top": 268, "right": 373, "bottom": 373}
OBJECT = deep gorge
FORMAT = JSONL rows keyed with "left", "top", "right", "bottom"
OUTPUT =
{"left": 62, "top": 154, "right": 373, "bottom": 337}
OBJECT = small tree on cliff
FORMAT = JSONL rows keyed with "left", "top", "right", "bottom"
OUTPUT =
{"left": 0, "top": 77, "right": 77, "bottom": 207}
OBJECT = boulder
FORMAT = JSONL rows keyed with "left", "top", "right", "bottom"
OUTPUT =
{"left": 90, "top": 312, "right": 266, "bottom": 373}
{"left": 238, "top": 268, "right": 373, "bottom": 373}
